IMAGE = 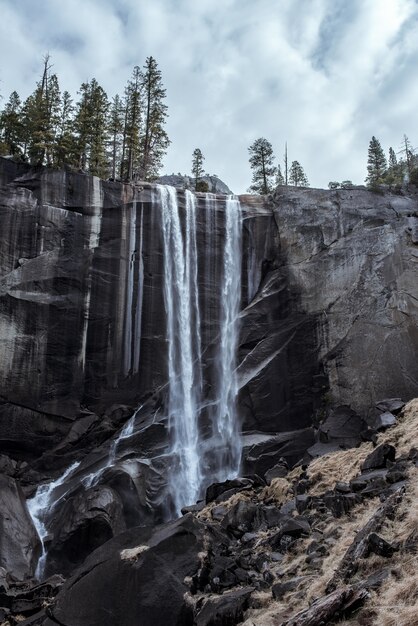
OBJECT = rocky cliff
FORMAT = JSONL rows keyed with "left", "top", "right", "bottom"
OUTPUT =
{"left": 0, "top": 158, "right": 418, "bottom": 596}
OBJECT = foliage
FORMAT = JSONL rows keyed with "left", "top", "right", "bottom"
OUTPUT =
{"left": 276, "top": 164, "right": 285, "bottom": 186}
{"left": 195, "top": 180, "right": 209, "bottom": 192}
{"left": 138, "top": 57, "right": 170, "bottom": 181}
{"left": 191, "top": 148, "right": 205, "bottom": 186}
{"left": 0, "top": 54, "right": 170, "bottom": 182}
{"left": 365, "top": 136, "right": 387, "bottom": 188}
{"left": 289, "top": 160, "right": 309, "bottom": 187}
{"left": 248, "top": 137, "right": 276, "bottom": 194}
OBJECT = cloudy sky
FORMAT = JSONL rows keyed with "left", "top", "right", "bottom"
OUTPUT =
{"left": 1, "top": 0, "right": 418, "bottom": 192}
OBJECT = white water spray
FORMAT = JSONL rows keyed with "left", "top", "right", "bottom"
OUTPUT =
{"left": 27, "top": 461, "right": 80, "bottom": 579}
{"left": 159, "top": 186, "right": 203, "bottom": 514}
{"left": 212, "top": 196, "right": 243, "bottom": 478}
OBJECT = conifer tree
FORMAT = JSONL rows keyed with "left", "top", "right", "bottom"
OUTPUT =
{"left": 108, "top": 94, "right": 124, "bottom": 179}
{"left": 73, "top": 78, "right": 109, "bottom": 177}
{"left": 23, "top": 56, "right": 61, "bottom": 166}
{"left": 289, "top": 160, "right": 309, "bottom": 187}
{"left": 121, "top": 66, "right": 142, "bottom": 181}
{"left": 0, "top": 91, "right": 24, "bottom": 157}
{"left": 365, "top": 136, "right": 387, "bottom": 188}
{"left": 276, "top": 164, "right": 285, "bottom": 186}
{"left": 191, "top": 148, "right": 205, "bottom": 188}
{"left": 248, "top": 138, "right": 276, "bottom": 194}
{"left": 388, "top": 147, "right": 397, "bottom": 169}
{"left": 53, "top": 90, "right": 74, "bottom": 168}
{"left": 139, "top": 57, "right": 170, "bottom": 180}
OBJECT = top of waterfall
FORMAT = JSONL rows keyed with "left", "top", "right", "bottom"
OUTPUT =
{"left": 156, "top": 174, "right": 233, "bottom": 195}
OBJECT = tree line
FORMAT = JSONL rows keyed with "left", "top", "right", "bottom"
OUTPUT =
{"left": 0, "top": 54, "right": 169, "bottom": 181}
{"left": 365, "top": 134, "right": 418, "bottom": 190}
{"left": 247, "top": 138, "right": 309, "bottom": 194}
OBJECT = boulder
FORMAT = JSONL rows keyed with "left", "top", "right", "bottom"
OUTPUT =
{"left": 195, "top": 587, "right": 254, "bottom": 626}
{"left": 361, "top": 444, "right": 396, "bottom": 471}
{"left": 0, "top": 475, "right": 40, "bottom": 579}
{"left": 45, "top": 514, "right": 204, "bottom": 626}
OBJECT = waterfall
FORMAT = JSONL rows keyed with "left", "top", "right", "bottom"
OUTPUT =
{"left": 159, "top": 186, "right": 243, "bottom": 514}
{"left": 212, "top": 196, "right": 242, "bottom": 478}
{"left": 27, "top": 461, "right": 80, "bottom": 579}
{"left": 159, "top": 186, "right": 203, "bottom": 515}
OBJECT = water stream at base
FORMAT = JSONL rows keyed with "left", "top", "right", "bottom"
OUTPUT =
{"left": 27, "top": 462, "right": 81, "bottom": 579}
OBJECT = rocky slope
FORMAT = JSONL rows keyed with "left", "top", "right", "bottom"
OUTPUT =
{"left": 2, "top": 398, "right": 417, "bottom": 625}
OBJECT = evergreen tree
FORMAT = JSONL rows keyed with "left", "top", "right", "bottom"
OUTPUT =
{"left": 388, "top": 146, "right": 397, "bottom": 169}
{"left": 121, "top": 66, "right": 142, "bottom": 181}
{"left": 248, "top": 138, "right": 276, "bottom": 194}
{"left": 23, "top": 56, "right": 61, "bottom": 166}
{"left": 0, "top": 91, "right": 24, "bottom": 157}
{"left": 276, "top": 164, "right": 285, "bottom": 186}
{"left": 191, "top": 148, "right": 204, "bottom": 187}
{"left": 289, "top": 160, "right": 309, "bottom": 187}
{"left": 73, "top": 78, "right": 109, "bottom": 177}
{"left": 365, "top": 136, "right": 387, "bottom": 188}
{"left": 53, "top": 90, "right": 75, "bottom": 168}
{"left": 108, "top": 94, "right": 124, "bottom": 179}
{"left": 139, "top": 57, "right": 170, "bottom": 180}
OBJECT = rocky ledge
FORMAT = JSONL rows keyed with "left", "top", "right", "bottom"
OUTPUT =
{"left": 2, "top": 398, "right": 417, "bottom": 626}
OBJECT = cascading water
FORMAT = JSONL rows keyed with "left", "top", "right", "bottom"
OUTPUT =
{"left": 211, "top": 196, "right": 242, "bottom": 478}
{"left": 159, "top": 186, "right": 203, "bottom": 515}
{"left": 159, "top": 186, "right": 243, "bottom": 514}
{"left": 27, "top": 461, "right": 81, "bottom": 578}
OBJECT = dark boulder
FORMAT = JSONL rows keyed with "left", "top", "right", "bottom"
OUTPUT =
{"left": 366, "top": 533, "right": 397, "bottom": 558}
{"left": 0, "top": 475, "right": 40, "bottom": 579}
{"left": 318, "top": 406, "right": 368, "bottom": 447}
{"left": 375, "top": 398, "right": 405, "bottom": 414}
{"left": 205, "top": 478, "right": 254, "bottom": 504}
{"left": 195, "top": 587, "right": 254, "bottom": 626}
{"left": 45, "top": 514, "right": 204, "bottom": 626}
{"left": 361, "top": 444, "right": 396, "bottom": 471}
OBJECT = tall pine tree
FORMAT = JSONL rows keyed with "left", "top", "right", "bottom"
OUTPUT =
{"left": 139, "top": 57, "right": 170, "bottom": 181}
{"left": 365, "top": 136, "right": 387, "bottom": 188}
{"left": 73, "top": 78, "right": 109, "bottom": 177}
{"left": 0, "top": 91, "right": 24, "bottom": 157}
{"left": 248, "top": 138, "right": 276, "bottom": 194}
{"left": 289, "top": 161, "right": 309, "bottom": 187}
{"left": 121, "top": 66, "right": 142, "bottom": 181}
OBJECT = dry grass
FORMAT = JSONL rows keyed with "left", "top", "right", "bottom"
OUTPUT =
{"left": 295, "top": 399, "right": 418, "bottom": 497}
{"left": 239, "top": 400, "right": 418, "bottom": 626}
{"left": 261, "top": 477, "right": 292, "bottom": 504}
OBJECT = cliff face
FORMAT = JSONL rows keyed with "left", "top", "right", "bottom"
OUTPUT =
{"left": 271, "top": 186, "right": 418, "bottom": 411}
{"left": 1, "top": 159, "right": 418, "bottom": 581}
{"left": 1, "top": 160, "right": 418, "bottom": 468}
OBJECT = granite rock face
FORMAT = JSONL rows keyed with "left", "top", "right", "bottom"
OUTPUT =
{"left": 271, "top": 186, "right": 418, "bottom": 414}
{"left": 1, "top": 159, "right": 418, "bottom": 581}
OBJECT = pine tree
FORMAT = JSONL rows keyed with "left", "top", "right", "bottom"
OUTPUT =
{"left": 365, "top": 136, "right": 387, "bottom": 188}
{"left": 388, "top": 147, "right": 397, "bottom": 169}
{"left": 289, "top": 161, "right": 309, "bottom": 187}
{"left": 0, "top": 91, "right": 24, "bottom": 157}
{"left": 23, "top": 56, "right": 61, "bottom": 166}
{"left": 276, "top": 164, "right": 285, "bottom": 186}
{"left": 121, "top": 66, "right": 142, "bottom": 181}
{"left": 191, "top": 148, "right": 205, "bottom": 188}
{"left": 248, "top": 138, "right": 276, "bottom": 194}
{"left": 108, "top": 94, "right": 124, "bottom": 179}
{"left": 398, "top": 134, "right": 415, "bottom": 178}
{"left": 139, "top": 57, "right": 170, "bottom": 180}
{"left": 73, "top": 78, "right": 109, "bottom": 177}
{"left": 53, "top": 90, "right": 74, "bottom": 168}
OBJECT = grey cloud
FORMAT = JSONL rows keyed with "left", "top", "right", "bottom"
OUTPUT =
{"left": 1, "top": 0, "right": 418, "bottom": 192}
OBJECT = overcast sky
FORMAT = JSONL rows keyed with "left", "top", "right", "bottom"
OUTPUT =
{"left": 1, "top": 0, "right": 418, "bottom": 193}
